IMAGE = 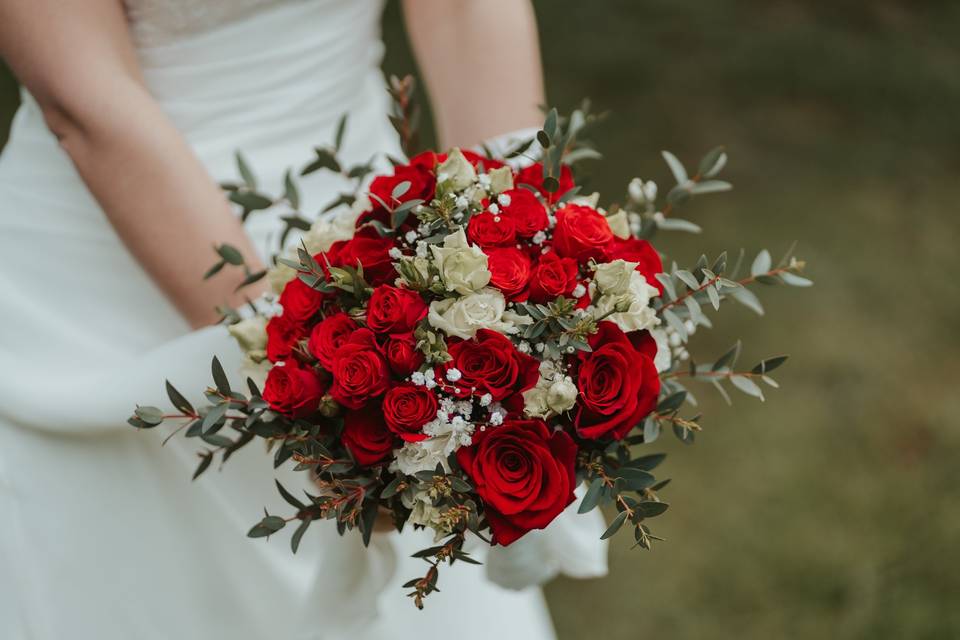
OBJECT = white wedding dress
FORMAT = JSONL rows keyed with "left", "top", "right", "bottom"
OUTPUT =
{"left": 0, "top": 1, "right": 606, "bottom": 638}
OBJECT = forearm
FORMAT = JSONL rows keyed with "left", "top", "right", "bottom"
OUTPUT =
{"left": 402, "top": 0, "right": 545, "bottom": 149}
{"left": 55, "top": 83, "right": 265, "bottom": 328}
{"left": 0, "top": 0, "right": 264, "bottom": 329}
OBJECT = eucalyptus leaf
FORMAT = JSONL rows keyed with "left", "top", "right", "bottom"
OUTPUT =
{"left": 661, "top": 150, "right": 688, "bottom": 184}
{"left": 730, "top": 375, "right": 765, "bottom": 400}
{"left": 751, "top": 249, "right": 772, "bottom": 277}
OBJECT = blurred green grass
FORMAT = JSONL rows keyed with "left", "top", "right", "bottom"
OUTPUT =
{"left": 3, "top": 1, "right": 959, "bottom": 638}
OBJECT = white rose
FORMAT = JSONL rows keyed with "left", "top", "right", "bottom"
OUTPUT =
{"left": 606, "top": 210, "right": 631, "bottom": 239}
{"left": 239, "top": 355, "right": 271, "bottom": 391}
{"left": 487, "top": 166, "right": 514, "bottom": 194}
{"left": 303, "top": 219, "right": 353, "bottom": 255}
{"left": 227, "top": 315, "right": 267, "bottom": 352}
{"left": 428, "top": 288, "right": 515, "bottom": 339}
{"left": 430, "top": 227, "right": 491, "bottom": 295}
{"left": 406, "top": 492, "right": 451, "bottom": 540}
{"left": 650, "top": 328, "right": 672, "bottom": 373}
{"left": 392, "top": 437, "right": 451, "bottom": 476}
{"left": 546, "top": 376, "right": 578, "bottom": 414}
{"left": 569, "top": 192, "right": 601, "bottom": 208}
{"left": 593, "top": 259, "right": 640, "bottom": 295}
{"left": 437, "top": 148, "right": 476, "bottom": 190}
{"left": 522, "top": 385, "right": 551, "bottom": 419}
{"left": 595, "top": 271, "right": 661, "bottom": 333}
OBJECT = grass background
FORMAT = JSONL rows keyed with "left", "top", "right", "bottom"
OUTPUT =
{"left": 3, "top": 1, "right": 959, "bottom": 637}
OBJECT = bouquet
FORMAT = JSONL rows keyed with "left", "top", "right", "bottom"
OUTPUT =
{"left": 130, "top": 77, "right": 811, "bottom": 608}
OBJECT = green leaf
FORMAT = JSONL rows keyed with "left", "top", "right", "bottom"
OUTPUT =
{"left": 706, "top": 283, "right": 721, "bottom": 310}
{"left": 234, "top": 269, "right": 266, "bottom": 292}
{"left": 391, "top": 180, "right": 411, "bottom": 200}
{"left": 781, "top": 272, "right": 814, "bottom": 287}
{"left": 657, "top": 391, "right": 687, "bottom": 413}
{"left": 601, "top": 511, "right": 628, "bottom": 540}
{"left": 690, "top": 180, "right": 732, "bottom": 195}
{"left": 673, "top": 423, "right": 696, "bottom": 444}
{"left": 751, "top": 249, "right": 772, "bottom": 277}
{"left": 283, "top": 170, "right": 300, "bottom": 209}
{"left": 578, "top": 478, "right": 604, "bottom": 514}
{"left": 698, "top": 146, "right": 727, "bottom": 177}
{"left": 211, "top": 356, "right": 231, "bottom": 395}
{"left": 203, "top": 260, "right": 225, "bottom": 280}
{"left": 543, "top": 108, "right": 558, "bottom": 140}
{"left": 228, "top": 191, "right": 273, "bottom": 211}
{"left": 729, "top": 287, "right": 765, "bottom": 315}
{"left": 731, "top": 375, "right": 765, "bottom": 400}
{"left": 751, "top": 355, "right": 789, "bottom": 375}
{"left": 132, "top": 405, "right": 164, "bottom": 427}
{"left": 662, "top": 309, "right": 687, "bottom": 341}
{"left": 192, "top": 451, "right": 213, "bottom": 480}
{"left": 450, "top": 477, "right": 473, "bottom": 493}
{"left": 236, "top": 152, "right": 257, "bottom": 190}
{"left": 291, "top": 517, "right": 312, "bottom": 554}
{"left": 275, "top": 480, "right": 306, "bottom": 510}
{"left": 301, "top": 148, "right": 341, "bottom": 176}
{"left": 334, "top": 114, "right": 348, "bottom": 151}
{"left": 643, "top": 418, "right": 660, "bottom": 443}
{"left": 661, "top": 150, "right": 688, "bottom": 184}
{"left": 629, "top": 453, "right": 667, "bottom": 471}
{"left": 656, "top": 217, "right": 701, "bottom": 233}
{"left": 635, "top": 501, "right": 670, "bottom": 518}
{"left": 248, "top": 515, "right": 286, "bottom": 538}
{"left": 200, "top": 403, "right": 228, "bottom": 434}
{"left": 712, "top": 340, "right": 741, "bottom": 372}
{"left": 216, "top": 244, "right": 245, "bottom": 267}
{"left": 165, "top": 380, "right": 194, "bottom": 415}
{"left": 675, "top": 270, "right": 699, "bottom": 290}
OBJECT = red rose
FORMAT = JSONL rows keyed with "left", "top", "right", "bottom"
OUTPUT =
{"left": 486, "top": 247, "right": 531, "bottom": 301}
{"left": 528, "top": 251, "right": 579, "bottom": 303}
{"left": 278, "top": 277, "right": 325, "bottom": 325}
{"left": 553, "top": 204, "right": 614, "bottom": 262}
{"left": 365, "top": 285, "right": 427, "bottom": 336}
{"left": 382, "top": 383, "right": 436, "bottom": 442}
{"left": 515, "top": 163, "right": 574, "bottom": 204}
{"left": 266, "top": 314, "right": 305, "bottom": 363}
{"left": 383, "top": 333, "right": 425, "bottom": 376}
{"left": 307, "top": 312, "right": 358, "bottom": 370}
{"left": 368, "top": 164, "right": 435, "bottom": 211}
{"left": 330, "top": 231, "right": 397, "bottom": 286}
{"left": 410, "top": 150, "right": 505, "bottom": 171}
{"left": 606, "top": 237, "right": 665, "bottom": 295}
{"left": 467, "top": 211, "right": 517, "bottom": 249}
{"left": 574, "top": 322, "right": 660, "bottom": 440}
{"left": 439, "top": 329, "right": 539, "bottom": 402}
{"left": 262, "top": 359, "right": 326, "bottom": 418}
{"left": 329, "top": 329, "right": 390, "bottom": 409}
{"left": 457, "top": 419, "right": 577, "bottom": 545}
{"left": 342, "top": 405, "right": 396, "bottom": 467}
{"left": 461, "top": 149, "right": 506, "bottom": 171}
{"left": 499, "top": 188, "right": 548, "bottom": 238}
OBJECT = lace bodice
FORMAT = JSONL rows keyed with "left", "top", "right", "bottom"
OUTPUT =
{"left": 123, "top": 0, "right": 300, "bottom": 46}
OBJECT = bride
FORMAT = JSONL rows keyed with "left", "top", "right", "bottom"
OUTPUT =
{"left": 0, "top": 1, "right": 606, "bottom": 638}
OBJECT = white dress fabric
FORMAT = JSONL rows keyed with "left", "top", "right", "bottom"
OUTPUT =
{"left": 0, "top": 1, "right": 606, "bottom": 638}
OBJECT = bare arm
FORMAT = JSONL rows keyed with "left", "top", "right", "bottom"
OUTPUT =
{"left": 0, "top": 0, "right": 265, "bottom": 329}
{"left": 402, "top": 0, "right": 545, "bottom": 150}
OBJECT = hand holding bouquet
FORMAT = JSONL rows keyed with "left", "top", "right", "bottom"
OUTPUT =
{"left": 131, "top": 81, "right": 811, "bottom": 608}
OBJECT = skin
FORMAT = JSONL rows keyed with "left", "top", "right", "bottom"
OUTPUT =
{"left": 0, "top": 0, "right": 544, "bottom": 528}
{"left": 0, "top": 0, "right": 543, "bottom": 328}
